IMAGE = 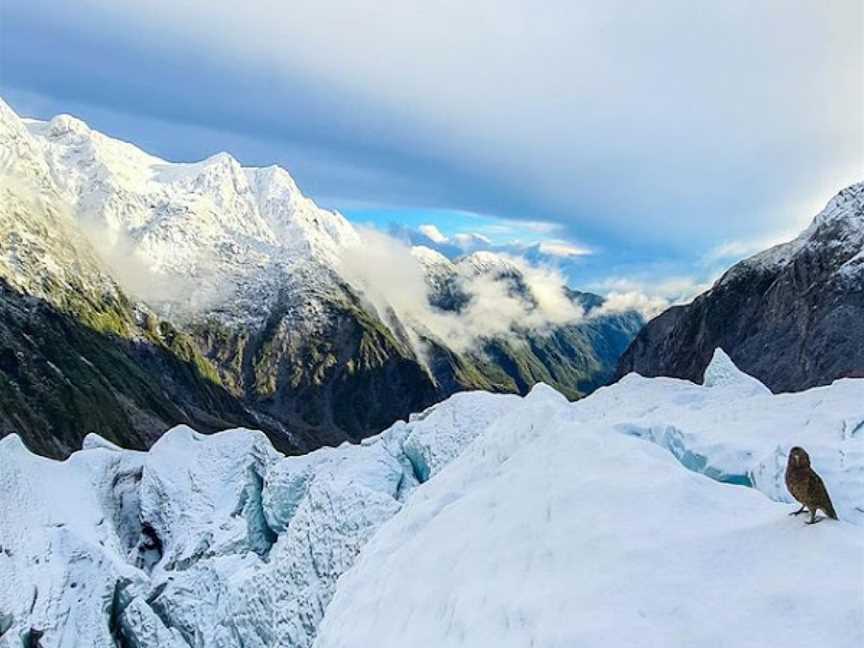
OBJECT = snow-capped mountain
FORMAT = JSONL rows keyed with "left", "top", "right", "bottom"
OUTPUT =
{"left": 618, "top": 182, "right": 864, "bottom": 391}
{"left": 3, "top": 98, "right": 360, "bottom": 327}
{"left": 1, "top": 352, "right": 861, "bottom": 647}
{"left": 0, "top": 97, "right": 643, "bottom": 457}
{"left": 0, "top": 100, "right": 279, "bottom": 458}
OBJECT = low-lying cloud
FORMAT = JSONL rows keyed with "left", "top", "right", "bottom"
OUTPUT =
{"left": 590, "top": 275, "right": 716, "bottom": 321}
{"left": 339, "top": 227, "right": 587, "bottom": 354}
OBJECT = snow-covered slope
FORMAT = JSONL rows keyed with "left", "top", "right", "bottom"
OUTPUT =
{"left": 0, "top": 100, "right": 120, "bottom": 304}
{"left": 1, "top": 352, "right": 861, "bottom": 647}
{"left": 1, "top": 97, "right": 649, "bottom": 457}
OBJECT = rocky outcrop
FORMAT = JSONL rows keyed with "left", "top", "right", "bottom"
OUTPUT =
{"left": 617, "top": 183, "right": 864, "bottom": 392}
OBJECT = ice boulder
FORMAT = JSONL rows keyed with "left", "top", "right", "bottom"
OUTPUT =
{"left": 0, "top": 434, "right": 148, "bottom": 648}
{"left": 139, "top": 426, "right": 283, "bottom": 572}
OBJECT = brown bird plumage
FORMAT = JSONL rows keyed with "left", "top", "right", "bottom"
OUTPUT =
{"left": 785, "top": 446, "right": 838, "bottom": 524}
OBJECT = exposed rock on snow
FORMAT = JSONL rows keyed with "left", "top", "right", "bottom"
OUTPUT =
{"left": 1, "top": 355, "right": 861, "bottom": 647}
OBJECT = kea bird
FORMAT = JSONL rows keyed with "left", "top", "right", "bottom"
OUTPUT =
{"left": 785, "top": 446, "right": 837, "bottom": 524}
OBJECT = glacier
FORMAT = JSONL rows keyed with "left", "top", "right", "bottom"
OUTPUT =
{"left": 1, "top": 352, "right": 862, "bottom": 647}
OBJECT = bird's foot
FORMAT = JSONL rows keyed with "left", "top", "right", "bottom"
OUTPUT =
{"left": 789, "top": 506, "right": 807, "bottom": 516}
{"left": 804, "top": 517, "right": 823, "bottom": 525}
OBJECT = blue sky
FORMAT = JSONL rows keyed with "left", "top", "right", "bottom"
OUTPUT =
{"left": 1, "top": 1, "right": 861, "bottom": 301}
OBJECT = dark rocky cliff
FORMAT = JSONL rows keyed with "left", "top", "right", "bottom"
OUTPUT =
{"left": 617, "top": 183, "right": 864, "bottom": 392}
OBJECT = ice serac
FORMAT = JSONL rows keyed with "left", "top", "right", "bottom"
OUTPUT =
{"left": 0, "top": 434, "right": 149, "bottom": 648}
{"left": 402, "top": 391, "right": 523, "bottom": 482}
{"left": 702, "top": 347, "right": 771, "bottom": 396}
{"left": 3, "top": 369, "right": 863, "bottom": 647}
{"left": 617, "top": 181, "right": 864, "bottom": 392}
{"left": 584, "top": 358, "right": 864, "bottom": 520}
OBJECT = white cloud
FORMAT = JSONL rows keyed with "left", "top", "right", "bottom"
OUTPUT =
{"left": 452, "top": 232, "right": 491, "bottom": 249}
{"left": 476, "top": 219, "right": 564, "bottom": 237}
{"left": 339, "top": 228, "right": 586, "bottom": 354}
{"left": 703, "top": 217, "right": 813, "bottom": 263}
{"left": 536, "top": 240, "right": 592, "bottom": 258}
{"left": 589, "top": 274, "right": 716, "bottom": 320}
{"left": 595, "top": 291, "right": 670, "bottom": 321}
{"left": 418, "top": 223, "right": 448, "bottom": 243}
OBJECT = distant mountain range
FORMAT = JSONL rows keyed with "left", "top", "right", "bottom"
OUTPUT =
{"left": 618, "top": 182, "right": 864, "bottom": 391}
{"left": 0, "top": 98, "right": 642, "bottom": 458}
